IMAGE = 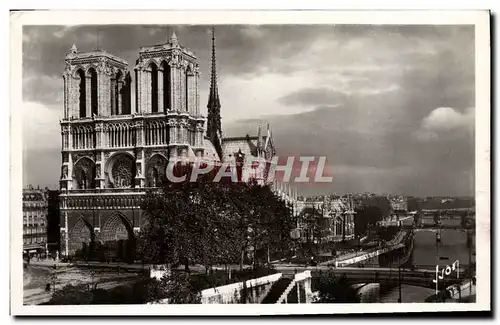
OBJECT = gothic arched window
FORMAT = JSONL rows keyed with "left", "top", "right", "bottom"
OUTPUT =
{"left": 122, "top": 72, "right": 132, "bottom": 115}
{"left": 78, "top": 69, "right": 86, "bottom": 118}
{"left": 80, "top": 171, "right": 87, "bottom": 189}
{"left": 162, "top": 61, "right": 171, "bottom": 111}
{"left": 335, "top": 217, "right": 343, "bottom": 237}
{"left": 88, "top": 68, "right": 98, "bottom": 116}
{"left": 152, "top": 167, "right": 159, "bottom": 187}
{"left": 74, "top": 157, "right": 96, "bottom": 190}
{"left": 185, "top": 67, "right": 189, "bottom": 111}
{"left": 151, "top": 63, "right": 158, "bottom": 113}
{"left": 115, "top": 71, "right": 123, "bottom": 115}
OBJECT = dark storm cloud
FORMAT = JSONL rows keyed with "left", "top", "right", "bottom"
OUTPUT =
{"left": 22, "top": 24, "right": 475, "bottom": 196}
{"left": 224, "top": 103, "right": 474, "bottom": 196}
{"left": 278, "top": 87, "right": 346, "bottom": 106}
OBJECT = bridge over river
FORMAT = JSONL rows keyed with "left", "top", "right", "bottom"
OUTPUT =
{"left": 306, "top": 229, "right": 414, "bottom": 268}
{"left": 273, "top": 265, "right": 474, "bottom": 291}
{"left": 402, "top": 223, "right": 475, "bottom": 233}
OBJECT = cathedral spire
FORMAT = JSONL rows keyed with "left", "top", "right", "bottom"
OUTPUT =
{"left": 207, "top": 26, "right": 221, "bottom": 114}
{"left": 257, "top": 124, "right": 262, "bottom": 148}
{"left": 207, "top": 26, "right": 223, "bottom": 159}
{"left": 170, "top": 31, "right": 178, "bottom": 46}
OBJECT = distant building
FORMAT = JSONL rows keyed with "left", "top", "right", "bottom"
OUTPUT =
{"left": 292, "top": 195, "right": 355, "bottom": 243}
{"left": 22, "top": 186, "right": 49, "bottom": 256}
{"left": 324, "top": 196, "right": 356, "bottom": 242}
{"left": 389, "top": 196, "right": 408, "bottom": 212}
{"left": 46, "top": 190, "right": 61, "bottom": 254}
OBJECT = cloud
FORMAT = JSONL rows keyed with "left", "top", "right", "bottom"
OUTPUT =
{"left": 240, "top": 25, "right": 265, "bottom": 39}
{"left": 416, "top": 107, "right": 474, "bottom": 141}
{"left": 23, "top": 74, "right": 63, "bottom": 106}
{"left": 22, "top": 101, "right": 62, "bottom": 188}
{"left": 22, "top": 101, "right": 61, "bottom": 151}
{"left": 422, "top": 106, "right": 473, "bottom": 131}
{"left": 53, "top": 26, "right": 75, "bottom": 39}
{"left": 224, "top": 100, "right": 475, "bottom": 196}
{"left": 278, "top": 87, "right": 345, "bottom": 107}
{"left": 278, "top": 84, "right": 401, "bottom": 107}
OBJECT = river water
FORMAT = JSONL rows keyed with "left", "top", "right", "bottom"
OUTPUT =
{"left": 378, "top": 217, "right": 476, "bottom": 303}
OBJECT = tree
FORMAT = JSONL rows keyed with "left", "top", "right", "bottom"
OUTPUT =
{"left": 433, "top": 213, "right": 439, "bottom": 226}
{"left": 299, "top": 206, "right": 325, "bottom": 245}
{"left": 48, "top": 284, "right": 94, "bottom": 305}
{"left": 140, "top": 163, "right": 295, "bottom": 271}
{"left": 245, "top": 185, "right": 296, "bottom": 265}
{"left": 413, "top": 210, "right": 422, "bottom": 227}
{"left": 316, "top": 271, "right": 360, "bottom": 303}
{"left": 376, "top": 225, "right": 399, "bottom": 242}
{"left": 148, "top": 272, "right": 201, "bottom": 304}
{"left": 460, "top": 213, "right": 471, "bottom": 229}
{"left": 46, "top": 278, "right": 160, "bottom": 305}
{"left": 407, "top": 197, "right": 421, "bottom": 212}
{"left": 140, "top": 181, "right": 213, "bottom": 271}
{"left": 354, "top": 206, "right": 383, "bottom": 237}
{"left": 49, "top": 266, "right": 58, "bottom": 293}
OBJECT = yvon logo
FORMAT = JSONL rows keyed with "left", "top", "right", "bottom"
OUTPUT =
{"left": 432, "top": 260, "right": 460, "bottom": 296}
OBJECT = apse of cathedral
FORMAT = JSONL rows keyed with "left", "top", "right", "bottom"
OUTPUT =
{"left": 58, "top": 29, "right": 276, "bottom": 256}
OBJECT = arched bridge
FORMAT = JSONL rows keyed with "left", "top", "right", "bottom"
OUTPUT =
{"left": 402, "top": 224, "right": 475, "bottom": 233}
{"left": 421, "top": 208, "right": 474, "bottom": 216}
{"left": 276, "top": 265, "right": 474, "bottom": 290}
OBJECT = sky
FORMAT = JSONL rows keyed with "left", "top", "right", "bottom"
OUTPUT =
{"left": 22, "top": 24, "right": 475, "bottom": 197}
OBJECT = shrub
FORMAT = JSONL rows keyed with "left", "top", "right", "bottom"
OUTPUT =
{"left": 48, "top": 284, "right": 94, "bottom": 305}
{"left": 316, "top": 272, "right": 360, "bottom": 303}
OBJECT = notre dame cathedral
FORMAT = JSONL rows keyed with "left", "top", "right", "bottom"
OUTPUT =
{"left": 59, "top": 29, "right": 276, "bottom": 257}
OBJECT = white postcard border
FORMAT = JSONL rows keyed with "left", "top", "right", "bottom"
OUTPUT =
{"left": 10, "top": 10, "right": 491, "bottom": 315}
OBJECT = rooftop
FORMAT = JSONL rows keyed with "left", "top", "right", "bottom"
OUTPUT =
{"left": 139, "top": 32, "right": 196, "bottom": 58}
{"left": 65, "top": 48, "right": 128, "bottom": 66}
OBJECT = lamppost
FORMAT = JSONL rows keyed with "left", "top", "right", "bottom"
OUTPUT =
{"left": 51, "top": 263, "right": 57, "bottom": 292}
{"left": 64, "top": 187, "right": 69, "bottom": 258}
{"left": 467, "top": 229, "right": 473, "bottom": 296}
{"left": 435, "top": 228, "right": 440, "bottom": 303}
{"left": 398, "top": 265, "right": 402, "bottom": 303}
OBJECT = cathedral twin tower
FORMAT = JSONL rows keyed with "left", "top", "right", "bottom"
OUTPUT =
{"left": 60, "top": 32, "right": 218, "bottom": 193}
{"left": 59, "top": 30, "right": 225, "bottom": 255}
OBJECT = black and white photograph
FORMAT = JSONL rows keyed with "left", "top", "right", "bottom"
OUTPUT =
{"left": 10, "top": 10, "right": 490, "bottom": 315}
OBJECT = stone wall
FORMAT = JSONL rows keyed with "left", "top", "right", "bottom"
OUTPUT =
{"left": 200, "top": 273, "right": 283, "bottom": 304}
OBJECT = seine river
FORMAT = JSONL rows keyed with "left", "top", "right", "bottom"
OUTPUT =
{"left": 378, "top": 217, "right": 476, "bottom": 303}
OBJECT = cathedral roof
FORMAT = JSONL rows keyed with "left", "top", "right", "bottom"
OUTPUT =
{"left": 139, "top": 32, "right": 196, "bottom": 59}
{"left": 23, "top": 189, "right": 47, "bottom": 202}
{"left": 221, "top": 135, "right": 271, "bottom": 160}
{"left": 65, "top": 48, "right": 128, "bottom": 66}
{"left": 202, "top": 137, "right": 221, "bottom": 162}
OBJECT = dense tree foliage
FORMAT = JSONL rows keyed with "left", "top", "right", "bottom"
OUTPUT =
{"left": 148, "top": 272, "right": 201, "bottom": 304}
{"left": 354, "top": 205, "right": 383, "bottom": 237}
{"left": 47, "top": 284, "right": 95, "bottom": 305}
{"left": 359, "top": 196, "right": 391, "bottom": 218}
{"left": 375, "top": 225, "right": 400, "bottom": 242}
{"left": 46, "top": 278, "right": 160, "bottom": 305}
{"left": 139, "top": 163, "right": 296, "bottom": 271}
{"left": 412, "top": 197, "right": 475, "bottom": 210}
{"left": 73, "top": 240, "right": 136, "bottom": 264}
{"left": 316, "top": 270, "right": 360, "bottom": 303}
{"left": 298, "top": 206, "right": 327, "bottom": 244}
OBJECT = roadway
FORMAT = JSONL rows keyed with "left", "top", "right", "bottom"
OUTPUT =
{"left": 318, "top": 230, "right": 410, "bottom": 267}
{"left": 272, "top": 264, "right": 474, "bottom": 290}
{"left": 402, "top": 224, "right": 474, "bottom": 231}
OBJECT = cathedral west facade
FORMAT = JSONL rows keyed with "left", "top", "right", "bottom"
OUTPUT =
{"left": 59, "top": 29, "right": 275, "bottom": 257}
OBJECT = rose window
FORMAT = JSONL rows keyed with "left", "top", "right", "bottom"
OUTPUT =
{"left": 110, "top": 154, "right": 134, "bottom": 188}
